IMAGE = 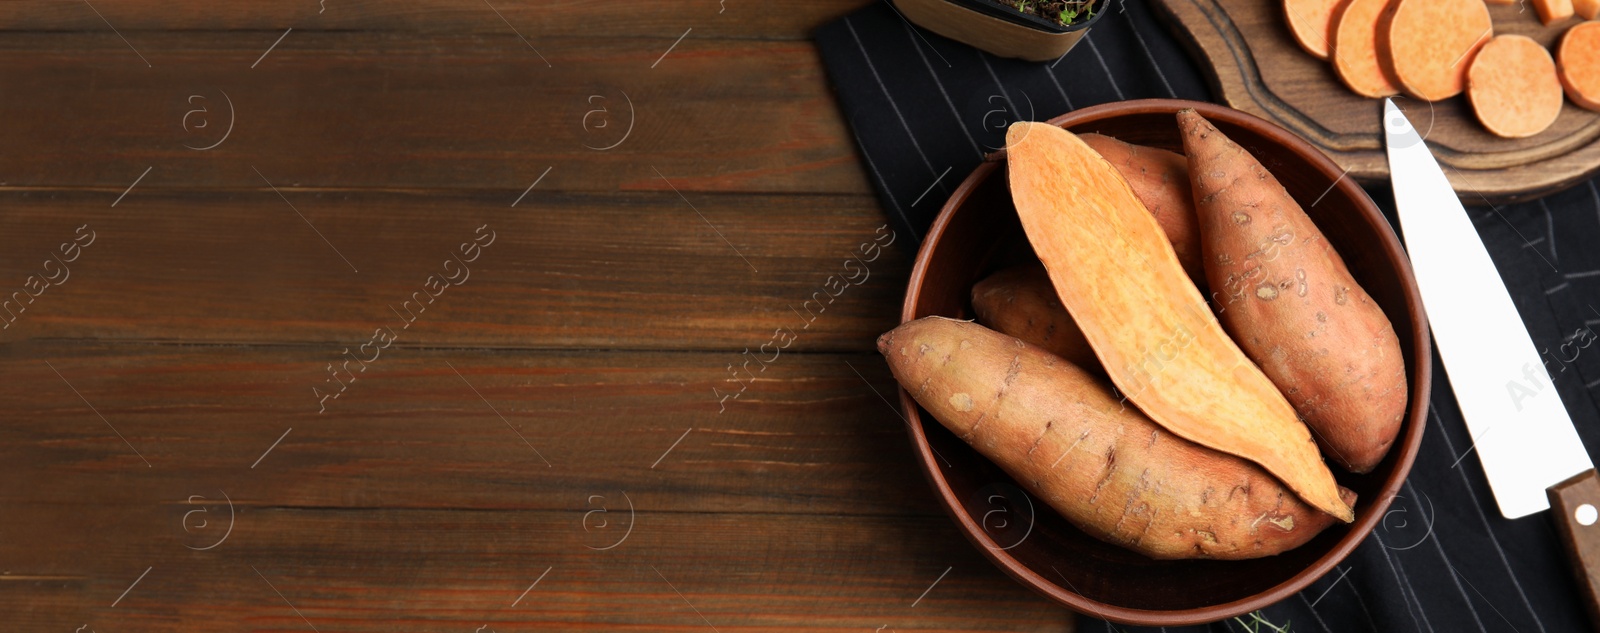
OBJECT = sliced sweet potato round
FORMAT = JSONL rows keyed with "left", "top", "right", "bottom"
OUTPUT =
{"left": 1333, "top": 0, "right": 1400, "bottom": 98}
{"left": 1285, "top": 0, "right": 1344, "bottom": 59}
{"left": 1559, "top": 21, "right": 1600, "bottom": 111}
{"left": 1468, "top": 35, "right": 1564, "bottom": 138}
{"left": 1384, "top": 0, "right": 1492, "bottom": 101}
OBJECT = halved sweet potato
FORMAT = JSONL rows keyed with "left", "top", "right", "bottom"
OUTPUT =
{"left": 1005, "top": 121, "right": 1353, "bottom": 522}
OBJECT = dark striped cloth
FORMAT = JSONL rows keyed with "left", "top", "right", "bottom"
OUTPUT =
{"left": 816, "top": 3, "right": 1600, "bottom": 631}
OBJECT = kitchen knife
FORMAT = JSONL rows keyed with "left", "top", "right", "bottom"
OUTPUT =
{"left": 1384, "top": 98, "right": 1600, "bottom": 621}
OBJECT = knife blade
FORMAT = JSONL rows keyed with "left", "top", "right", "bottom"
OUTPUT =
{"left": 1384, "top": 98, "right": 1599, "bottom": 620}
{"left": 1384, "top": 98, "right": 1591, "bottom": 517}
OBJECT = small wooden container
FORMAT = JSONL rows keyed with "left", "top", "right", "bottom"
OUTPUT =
{"left": 891, "top": 0, "right": 1111, "bottom": 62}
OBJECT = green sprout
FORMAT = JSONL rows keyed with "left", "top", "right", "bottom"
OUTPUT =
{"left": 1007, "top": 0, "right": 1098, "bottom": 26}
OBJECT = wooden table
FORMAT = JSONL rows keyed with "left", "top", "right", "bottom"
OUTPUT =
{"left": 1, "top": 3, "right": 1077, "bottom": 631}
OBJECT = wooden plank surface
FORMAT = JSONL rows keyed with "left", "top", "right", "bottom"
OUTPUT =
{"left": 0, "top": 33, "right": 869, "bottom": 194}
{"left": 3, "top": 345, "right": 1077, "bottom": 631}
{"left": 0, "top": 0, "right": 863, "bottom": 39}
{"left": 2, "top": 345, "right": 925, "bottom": 514}
{"left": 5, "top": 508, "right": 1072, "bottom": 632}
{"left": 0, "top": 190, "right": 906, "bottom": 350}
{"left": 0, "top": 2, "right": 1085, "bottom": 630}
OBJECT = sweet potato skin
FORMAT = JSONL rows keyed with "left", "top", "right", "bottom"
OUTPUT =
{"left": 971, "top": 264, "right": 1099, "bottom": 370}
{"left": 879, "top": 317, "right": 1353, "bottom": 560}
{"left": 1006, "top": 121, "right": 1353, "bottom": 522}
{"left": 1079, "top": 133, "right": 1205, "bottom": 282}
{"left": 1179, "top": 110, "right": 1406, "bottom": 474}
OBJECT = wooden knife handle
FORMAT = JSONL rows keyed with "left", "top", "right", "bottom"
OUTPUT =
{"left": 1550, "top": 468, "right": 1600, "bottom": 627}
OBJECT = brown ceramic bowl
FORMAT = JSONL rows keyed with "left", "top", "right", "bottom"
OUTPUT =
{"left": 898, "top": 99, "right": 1431, "bottom": 626}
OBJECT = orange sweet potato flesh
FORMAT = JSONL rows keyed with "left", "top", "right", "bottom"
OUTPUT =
{"left": 972, "top": 264, "right": 1100, "bottom": 370}
{"left": 879, "top": 317, "right": 1356, "bottom": 560}
{"left": 1078, "top": 133, "right": 1205, "bottom": 282}
{"left": 1285, "top": 0, "right": 1343, "bottom": 60}
{"left": 1005, "top": 121, "right": 1353, "bottom": 523}
{"left": 1333, "top": 0, "right": 1401, "bottom": 98}
{"left": 1575, "top": 0, "right": 1600, "bottom": 19}
{"left": 1559, "top": 22, "right": 1600, "bottom": 112}
{"left": 1533, "top": 0, "right": 1575, "bottom": 25}
{"left": 1179, "top": 110, "right": 1407, "bottom": 474}
{"left": 1469, "top": 35, "right": 1564, "bottom": 139}
{"left": 1384, "top": 0, "right": 1492, "bottom": 101}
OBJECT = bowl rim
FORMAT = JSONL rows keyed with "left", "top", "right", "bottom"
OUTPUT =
{"left": 897, "top": 98, "right": 1432, "bottom": 626}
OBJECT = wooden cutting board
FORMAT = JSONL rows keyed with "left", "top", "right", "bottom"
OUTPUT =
{"left": 1150, "top": 0, "right": 1600, "bottom": 203}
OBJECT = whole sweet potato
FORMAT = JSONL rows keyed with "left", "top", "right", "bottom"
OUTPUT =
{"left": 1079, "top": 133, "right": 1205, "bottom": 283}
{"left": 971, "top": 264, "right": 1098, "bottom": 370}
{"left": 1179, "top": 109, "right": 1406, "bottom": 474}
{"left": 879, "top": 317, "right": 1354, "bottom": 560}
